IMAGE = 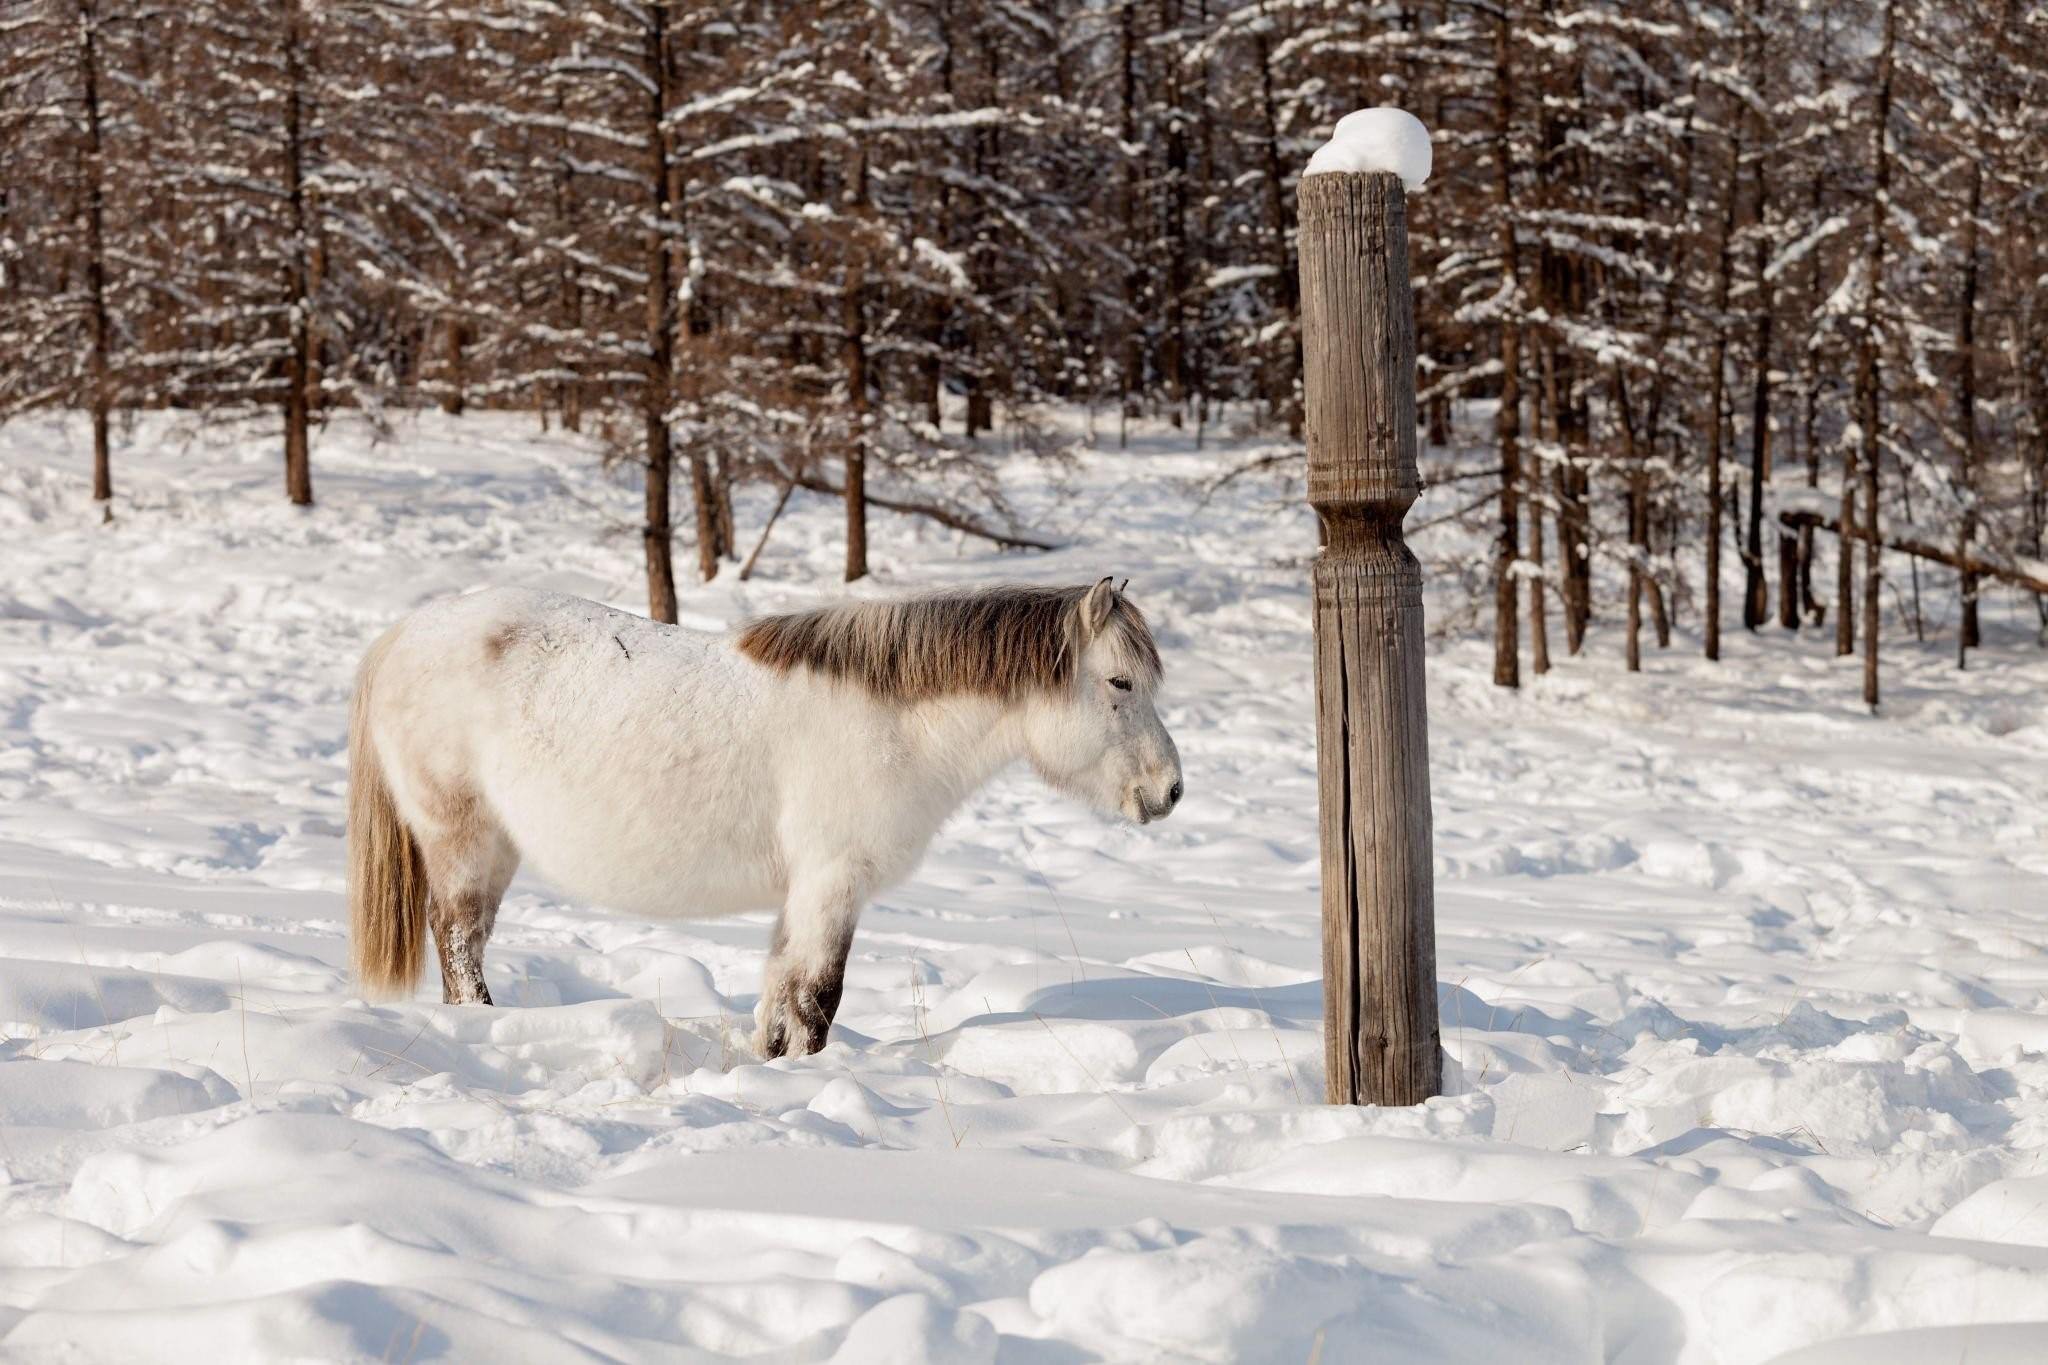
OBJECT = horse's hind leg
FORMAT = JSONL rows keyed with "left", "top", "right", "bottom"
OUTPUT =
{"left": 419, "top": 805, "right": 517, "bottom": 1007}
{"left": 758, "top": 879, "right": 862, "bottom": 1059}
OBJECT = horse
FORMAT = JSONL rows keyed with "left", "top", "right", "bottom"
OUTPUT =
{"left": 346, "top": 577, "right": 1183, "bottom": 1057}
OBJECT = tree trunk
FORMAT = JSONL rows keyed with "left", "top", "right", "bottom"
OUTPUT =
{"left": 1777, "top": 527, "right": 1799, "bottom": 629}
{"left": 1532, "top": 342, "right": 1558, "bottom": 675}
{"left": 679, "top": 320, "right": 721, "bottom": 582}
{"left": 1625, "top": 509, "right": 1642, "bottom": 673}
{"left": 1117, "top": 1, "right": 1142, "bottom": 432}
{"left": 1858, "top": 0, "right": 1897, "bottom": 709}
{"left": 281, "top": 0, "right": 314, "bottom": 507}
{"left": 1528, "top": 496, "right": 1550, "bottom": 676}
{"left": 1490, "top": 13, "right": 1521, "bottom": 690}
{"left": 1704, "top": 126, "right": 1740, "bottom": 661}
{"left": 1800, "top": 12, "right": 1832, "bottom": 497}
{"left": 1190, "top": 0, "right": 1217, "bottom": 443}
{"left": 1956, "top": 158, "right": 1984, "bottom": 664}
{"left": 1615, "top": 366, "right": 1646, "bottom": 671}
{"left": 651, "top": 29, "right": 721, "bottom": 585}
{"left": 644, "top": 426, "right": 677, "bottom": 625}
{"left": 1646, "top": 573, "right": 1671, "bottom": 648}
{"left": 1254, "top": 22, "right": 1300, "bottom": 434}
{"left": 1557, "top": 282, "right": 1591, "bottom": 653}
{"left": 923, "top": 312, "right": 944, "bottom": 431}
{"left": 1798, "top": 525, "right": 1821, "bottom": 624}
{"left": 552, "top": 84, "right": 582, "bottom": 433}
{"left": 2023, "top": 220, "right": 2048, "bottom": 640}
{"left": 305, "top": 209, "right": 327, "bottom": 421}
{"left": 711, "top": 449, "right": 736, "bottom": 564}
{"left": 1158, "top": 0, "right": 1188, "bottom": 426}
{"left": 440, "top": 316, "right": 466, "bottom": 416}
{"left": 1901, "top": 475, "right": 1925, "bottom": 641}
{"left": 684, "top": 447, "right": 719, "bottom": 580}
{"left": 1835, "top": 465, "right": 1856, "bottom": 655}
{"left": 843, "top": 265, "right": 869, "bottom": 583}
{"left": 639, "top": 1, "right": 677, "bottom": 622}
{"left": 964, "top": 31, "right": 1000, "bottom": 442}
{"left": 1744, "top": 143, "right": 1773, "bottom": 631}
{"left": 1634, "top": 58, "right": 1702, "bottom": 663}
{"left": 79, "top": 0, "right": 112, "bottom": 510}
{"left": 924, "top": 2, "right": 956, "bottom": 433}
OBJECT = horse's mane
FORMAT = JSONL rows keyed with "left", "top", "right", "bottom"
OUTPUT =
{"left": 735, "top": 583, "right": 1162, "bottom": 702}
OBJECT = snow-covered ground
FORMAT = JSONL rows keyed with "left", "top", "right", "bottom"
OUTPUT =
{"left": 1, "top": 409, "right": 2046, "bottom": 1364}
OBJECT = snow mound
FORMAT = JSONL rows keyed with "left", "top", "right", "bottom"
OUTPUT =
{"left": 1303, "top": 107, "right": 1432, "bottom": 190}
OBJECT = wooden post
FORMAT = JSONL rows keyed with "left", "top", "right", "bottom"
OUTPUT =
{"left": 1298, "top": 171, "right": 1440, "bottom": 1107}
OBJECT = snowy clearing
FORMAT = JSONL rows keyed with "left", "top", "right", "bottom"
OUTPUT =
{"left": 1, "top": 411, "right": 2047, "bottom": 1363}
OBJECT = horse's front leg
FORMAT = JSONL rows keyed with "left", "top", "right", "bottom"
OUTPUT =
{"left": 757, "top": 880, "right": 861, "bottom": 1059}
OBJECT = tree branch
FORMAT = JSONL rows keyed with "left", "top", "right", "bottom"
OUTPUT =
{"left": 1778, "top": 509, "right": 2048, "bottom": 596}
{"left": 789, "top": 474, "right": 1060, "bottom": 551}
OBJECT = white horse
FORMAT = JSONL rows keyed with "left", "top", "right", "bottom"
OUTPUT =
{"left": 347, "top": 578, "right": 1182, "bottom": 1056}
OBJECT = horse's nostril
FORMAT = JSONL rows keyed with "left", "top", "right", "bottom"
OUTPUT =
{"left": 1168, "top": 780, "right": 1183, "bottom": 807}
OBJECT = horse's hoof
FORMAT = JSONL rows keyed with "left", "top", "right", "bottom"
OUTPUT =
{"left": 756, "top": 977, "right": 832, "bottom": 1059}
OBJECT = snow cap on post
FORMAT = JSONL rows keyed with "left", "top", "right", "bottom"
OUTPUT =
{"left": 1303, "top": 108, "right": 1432, "bottom": 191}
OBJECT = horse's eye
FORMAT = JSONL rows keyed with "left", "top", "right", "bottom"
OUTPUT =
{"left": 1108, "top": 676, "right": 1132, "bottom": 692}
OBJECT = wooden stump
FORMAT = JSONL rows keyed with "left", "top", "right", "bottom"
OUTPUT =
{"left": 1297, "top": 171, "right": 1441, "bottom": 1107}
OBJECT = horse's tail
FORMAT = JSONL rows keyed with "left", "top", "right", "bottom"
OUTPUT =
{"left": 348, "top": 627, "right": 429, "bottom": 998}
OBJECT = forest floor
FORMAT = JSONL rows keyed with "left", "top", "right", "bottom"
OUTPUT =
{"left": 1, "top": 409, "right": 2046, "bottom": 1363}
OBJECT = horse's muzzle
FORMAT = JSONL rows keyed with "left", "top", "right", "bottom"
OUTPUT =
{"left": 1133, "top": 779, "right": 1184, "bottom": 824}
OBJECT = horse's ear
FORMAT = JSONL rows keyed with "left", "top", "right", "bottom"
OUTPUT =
{"left": 1080, "top": 576, "right": 1119, "bottom": 638}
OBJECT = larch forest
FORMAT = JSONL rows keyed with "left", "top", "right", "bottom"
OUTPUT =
{"left": 3, "top": 0, "right": 2044, "bottom": 705}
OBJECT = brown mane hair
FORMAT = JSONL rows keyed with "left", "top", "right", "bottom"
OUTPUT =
{"left": 735, "top": 583, "right": 1162, "bottom": 702}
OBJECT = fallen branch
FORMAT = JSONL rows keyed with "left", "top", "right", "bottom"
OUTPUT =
{"left": 1408, "top": 488, "right": 1502, "bottom": 535}
{"left": 789, "top": 474, "right": 1060, "bottom": 551}
{"left": 738, "top": 481, "right": 793, "bottom": 581}
{"left": 1202, "top": 444, "right": 1303, "bottom": 500}
{"left": 1778, "top": 509, "right": 2048, "bottom": 596}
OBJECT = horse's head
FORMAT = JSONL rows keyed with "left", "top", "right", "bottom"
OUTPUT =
{"left": 1023, "top": 578, "right": 1183, "bottom": 824}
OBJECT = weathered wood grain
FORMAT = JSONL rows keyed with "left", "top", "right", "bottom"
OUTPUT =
{"left": 1298, "top": 171, "right": 1441, "bottom": 1107}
